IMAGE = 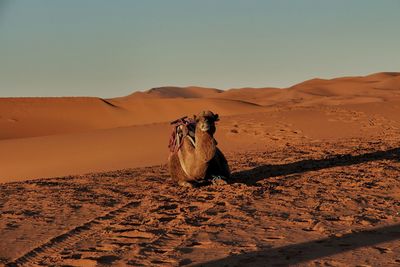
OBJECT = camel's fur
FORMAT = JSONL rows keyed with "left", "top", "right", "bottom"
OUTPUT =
{"left": 168, "top": 110, "right": 230, "bottom": 186}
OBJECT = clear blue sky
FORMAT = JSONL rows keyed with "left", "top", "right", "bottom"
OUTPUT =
{"left": 1, "top": 0, "right": 400, "bottom": 97}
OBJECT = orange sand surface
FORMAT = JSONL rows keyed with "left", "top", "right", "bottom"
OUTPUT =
{"left": 0, "top": 72, "right": 399, "bottom": 266}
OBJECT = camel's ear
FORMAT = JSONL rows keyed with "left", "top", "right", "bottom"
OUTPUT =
{"left": 214, "top": 113, "right": 219, "bottom": 121}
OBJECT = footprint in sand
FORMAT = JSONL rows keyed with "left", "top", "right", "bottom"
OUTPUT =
{"left": 373, "top": 246, "right": 392, "bottom": 254}
{"left": 230, "top": 128, "right": 239, "bottom": 134}
{"left": 7, "top": 118, "right": 18, "bottom": 123}
{"left": 117, "top": 230, "right": 155, "bottom": 239}
{"left": 262, "top": 235, "right": 285, "bottom": 241}
{"left": 91, "top": 254, "right": 121, "bottom": 264}
{"left": 185, "top": 216, "right": 210, "bottom": 226}
{"left": 204, "top": 206, "right": 227, "bottom": 216}
{"left": 6, "top": 221, "right": 20, "bottom": 229}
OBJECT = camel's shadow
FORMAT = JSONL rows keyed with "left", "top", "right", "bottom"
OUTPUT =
{"left": 195, "top": 223, "right": 400, "bottom": 266}
{"left": 195, "top": 147, "right": 400, "bottom": 266}
{"left": 231, "top": 147, "right": 400, "bottom": 185}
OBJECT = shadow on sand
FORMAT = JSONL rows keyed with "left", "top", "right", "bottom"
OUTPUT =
{"left": 195, "top": 223, "right": 400, "bottom": 266}
{"left": 232, "top": 147, "right": 400, "bottom": 185}
{"left": 198, "top": 147, "right": 400, "bottom": 266}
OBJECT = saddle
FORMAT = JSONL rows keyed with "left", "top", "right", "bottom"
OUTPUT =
{"left": 168, "top": 116, "right": 196, "bottom": 154}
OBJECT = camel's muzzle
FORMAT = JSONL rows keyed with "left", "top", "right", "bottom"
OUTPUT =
{"left": 200, "top": 124, "right": 210, "bottom": 132}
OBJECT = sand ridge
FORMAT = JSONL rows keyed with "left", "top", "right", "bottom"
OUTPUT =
{"left": 1, "top": 72, "right": 400, "bottom": 266}
{"left": 1, "top": 72, "right": 399, "bottom": 182}
{"left": 1, "top": 72, "right": 399, "bottom": 140}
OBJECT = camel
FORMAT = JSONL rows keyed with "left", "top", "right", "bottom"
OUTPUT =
{"left": 168, "top": 110, "right": 230, "bottom": 187}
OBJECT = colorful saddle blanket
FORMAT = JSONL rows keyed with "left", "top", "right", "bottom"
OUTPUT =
{"left": 168, "top": 116, "right": 196, "bottom": 153}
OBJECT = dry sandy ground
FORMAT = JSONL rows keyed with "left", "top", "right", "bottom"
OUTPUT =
{"left": 1, "top": 137, "right": 399, "bottom": 266}
{"left": 0, "top": 72, "right": 400, "bottom": 266}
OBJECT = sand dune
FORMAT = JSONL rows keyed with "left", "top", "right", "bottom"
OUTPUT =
{"left": 0, "top": 97, "right": 130, "bottom": 139}
{"left": 126, "top": 86, "right": 223, "bottom": 99}
{"left": 0, "top": 97, "right": 264, "bottom": 140}
{"left": 1, "top": 72, "right": 400, "bottom": 266}
{"left": 108, "top": 97, "right": 265, "bottom": 125}
{"left": 1, "top": 72, "right": 400, "bottom": 180}
{"left": 218, "top": 72, "right": 400, "bottom": 107}
{"left": 1, "top": 119, "right": 399, "bottom": 266}
{"left": 1, "top": 98, "right": 400, "bottom": 182}
{"left": 1, "top": 72, "right": 399, "bottom": 141}
{"left": 212, "top": 87, "right": 282, "bottom": 106}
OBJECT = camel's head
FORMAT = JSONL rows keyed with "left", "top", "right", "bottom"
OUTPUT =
{"left": 194, "top": 110, "right": 219, "bottom": 134}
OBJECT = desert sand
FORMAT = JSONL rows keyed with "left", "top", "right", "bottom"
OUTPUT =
{"left": 0, "top": 72, "right": 399, "bottom": 266}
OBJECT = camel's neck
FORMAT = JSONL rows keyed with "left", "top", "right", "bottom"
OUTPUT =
{"left": 194, "top": 129, "right": 216, "bottom": 162}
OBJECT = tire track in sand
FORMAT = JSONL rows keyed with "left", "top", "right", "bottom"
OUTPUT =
{"left": 5, "top": 199, "right": 143, "bottom": 267}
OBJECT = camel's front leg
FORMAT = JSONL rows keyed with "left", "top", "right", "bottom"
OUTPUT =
{"left": 179, "top": 138, "right": 208, "bottom": 181}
